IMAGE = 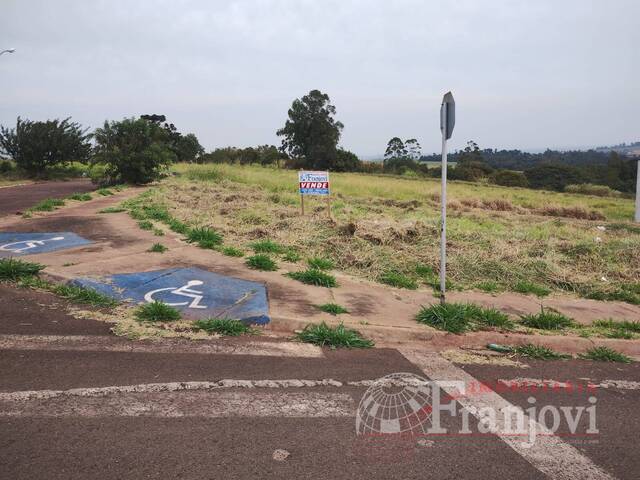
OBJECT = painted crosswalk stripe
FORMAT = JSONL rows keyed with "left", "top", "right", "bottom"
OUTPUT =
{"left": 400, "top": 349, "right": 616, "bottom": 480}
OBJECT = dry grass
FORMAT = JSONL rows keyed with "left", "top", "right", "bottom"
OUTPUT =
{"left": 143, "top": 163, "right": 639, "bottom": 300}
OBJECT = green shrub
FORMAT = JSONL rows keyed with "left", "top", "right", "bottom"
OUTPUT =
{"left": 222, "top": 246, "right": 244, "bottom": 257}
{"left": 379, "top": 271, "right": 418, "bottom": 290}
{"left": 134, "top": 301, "right": 181, "bottom": 322}
{"left": 186, "top": 227, "right": 223, "bottom": 249}
{"left": 137, "top": 220, "right": 154, "bottom": 230}
{"left": 246, "top": 254, "right": 278, "bottom": 271}
{"left": 98, "top": 207, "right": 126, "bottom": 214}
{"left": 96, "top": 188, "right": 114, "bottom": 196}
{"left": 579, "top": 346, "right": 631, "bottom": 363}
{"left": 92, "top": 117, "right": 176, "bottom": 185}
{"left": 316, "top": 303, "right": 349, "bottom": 315}
{"left": 513, "top": 344, "right": 570, "bottom": 360}
{"left": 29, "top": 198, "right": 65, "bottom": 212}
{"left": 514, "top": 280, "right": 551, "bottom": 297}
{"left": 0, "top": 159, "right": 15, "bottom": 174}
{"left": 193, "top": 318, "right": 253, "bottom": 336}
{"left": 490, "top": 170, "right": 529, "bottom": 188}
{"left": 475, "top": 281, "right": 501, "bottom": 293}
{"left": 51, "top": 284, "right": 118, "bottom": 307}
{"left": 295, "top": 322, "right": 373, "bottom": 348}
{"left": 0, "top": 258, "right": 44, "bottom": 281}
{"left": 287, "top": 269, "right": 337, "bottom": 287}
{"left": 307, "top": 257, "right": 334, "bottom": 270}
{"left": 520, "top": 309, "right": 574, "bottom": 330}
{"left": 564, "top": 184, "right": 621, "bottom": 198}
{"left": 251, "top": 239, "right": 287, "bottom": 254}
{"left": 68, "top": 192, "right": 92, "bottom": 201}
{"left": 0, "top": 117, "right": 91, "bottom": 175}
{"left": 282, "top": 250, "right": 301, "bottom": 262}
{"left": 147, "top": 243, "right": 167, "bottom": 253}
{"left": 416, "top": 302, "right": 513, "bottom": 334}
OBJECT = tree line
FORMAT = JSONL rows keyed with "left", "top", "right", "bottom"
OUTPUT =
{"left": 0, "top": 89, "right": 637, "bottom": 194}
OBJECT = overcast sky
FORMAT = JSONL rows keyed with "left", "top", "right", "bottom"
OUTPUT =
{"left": 1, "top": 0, "right": 638, "bottom": 156}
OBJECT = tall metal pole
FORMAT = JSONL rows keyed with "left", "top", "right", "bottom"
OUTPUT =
{"left": 440, "top": 109, "right": 448, "bottom": 304}
{"left": 635, "top": 158, "right": 640, "bottom": 223}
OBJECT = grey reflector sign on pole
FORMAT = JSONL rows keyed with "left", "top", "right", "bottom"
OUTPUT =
{"left": 440, "top": 91, "right": 455, "bottom": 140}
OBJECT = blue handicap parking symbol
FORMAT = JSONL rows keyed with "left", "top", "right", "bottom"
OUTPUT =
{"left": 0, "top": 232, "right": 92, "bottom": 257}
{"left": 72, "top": 267, "right": 270, "bottom": 325}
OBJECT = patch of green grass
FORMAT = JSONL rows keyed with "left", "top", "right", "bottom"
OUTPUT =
{"left": 316, "top": 303, "right": 349, "bottom": 315}
{"left": 0, "top": 258, "right": 45, "bottom": 281}
{"left": 153, "top": 228, "right": 165, "bottom": 236}
{"left": 134, "top": 301, "right": 181, "bottom": 322}
{"left": 307, "top": 257, "right": 334, "bottom": 270}
{"left": 475, "top": 281, "right": 501, "bottom": 293}
{"left": 186, "top": 227, "right": 223, "bottom": 249}
{"left": 51, "top": 283, "right": 118, "bottom": 307}
{"left": 168, "top": 218, "right": 189, "bottom": 234}
{"left": 379, "top": 271, "right": 418, "bottom": 290}
{"left": 246, "top": 254, "right": 278, "bottom": 271}
{"left": 584, "top": 288, "right": 640, "bottom": 306}
{"left": 98, "top": 207, "right": 126, "bottom": 214}
{"left": 128, "top": 208, "right": 147, "bottom": 220}
{"left": 514, "top": 280, "right": 551, "bottom": 297}
{"left": 415, "top": 264, "right": 436, "bottom": 279}
{"left": 29, "top": 198, "right": 65, "bottom": 212}
{"left": 141, "top": 204, "right": 172, "bottom": 222}
{"left": 222, "top": 246, "right": 245, "bottom": 257}
{"left": 97, "top": 188, "right": 114, "bottom": 196}
{"left": 147, "top": 243, "right": 167, "bottom": 253}
{"left": 193, "top": 318, "right": 253, "bottom": 336}
{"left": 592, "top": 318, "right": 640, "bottom": 339}
{"left": 415, "top": 302, "right": 513, "bottom": 334}
{"left": 137, "top": 220, "right": 154, "bottom": 230}
{"left": 513, "top": 343, "right": 571, "bottom": 360}
{"left": 68, "top": 193, "right": 92, "bottom": 201}
{"left": 251, "top": 239, "right": 287, "bottom": 254}
{"left": 282, "top": 249, "right": 301, "bottom": 262}
{"left": 287, "top": 269, "right": 337, "bottom": 287}
{"left": 520, "top": 309, "right": 574, "bottom": 330}
{"left": 579, "top": 346, "right": 631, "bottom": 363}
{"left": 295, "top": 322, "right": 373, "bottom": 348}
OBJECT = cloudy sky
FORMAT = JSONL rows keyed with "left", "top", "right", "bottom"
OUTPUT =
{"left": 1, "top": 0, "right": 638, "bottom": 156}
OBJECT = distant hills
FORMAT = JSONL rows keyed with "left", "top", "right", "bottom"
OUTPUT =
{"left": 594, "top": 141, "right": 640, "bottom": 157}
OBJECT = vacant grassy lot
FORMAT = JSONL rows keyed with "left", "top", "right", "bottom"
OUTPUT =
{"left": 144, "top": 163, "right": 639, "bottom": 302}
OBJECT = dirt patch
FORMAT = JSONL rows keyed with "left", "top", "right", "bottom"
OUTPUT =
{"left": 0, "top": 179, "right": 96, "bottom": 217}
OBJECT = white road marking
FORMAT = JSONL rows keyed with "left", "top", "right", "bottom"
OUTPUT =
{"left": 400, "top": 349, "right": 616, "bottom": 480}
{"left": 0, "top": 334, "right": 324, "bottom": 358}
{"left": 0, "top": 391, "right": 354, "bottom": 418}
{"left": 143, "top": 279, "right": 207, "bottom": 309}
{"left": 499, "top": 377, "right": 640, "bottom": 391}
{"left": 0, "top": 236, "right": 65, "bottom": 253}
{"left": 0, "top": 379, "right": 346, "bottom": 402}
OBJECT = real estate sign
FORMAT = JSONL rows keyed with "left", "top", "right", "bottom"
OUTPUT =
{"left": 299, "top": 171, "right": 330, "bottom": 196}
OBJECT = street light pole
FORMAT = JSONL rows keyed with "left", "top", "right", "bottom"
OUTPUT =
{"left": 635, "top": 158, "right": 640, "bottom": 223}
{"left": 0, "top": 48, "right": 16, "bottom": 56}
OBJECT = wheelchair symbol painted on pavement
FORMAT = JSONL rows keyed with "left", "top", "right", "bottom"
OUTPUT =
{"left": 0, "top": 236, "right": 65, "bottom": 254}
{"left": 143, "top": 280, "right": 208, "bottom": 309}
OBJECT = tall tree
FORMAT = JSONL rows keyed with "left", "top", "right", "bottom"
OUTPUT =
{"left": 405, "top": 138, "right": 422, "bottom": 160}
{"left": 276, "top": 89, "right": 344, "bottom": 170}
{"left": 384, "top": 137, "right": 407, "bottom": 161}
{"left": 0, "top": 117, "right": 91, "bottom": 175}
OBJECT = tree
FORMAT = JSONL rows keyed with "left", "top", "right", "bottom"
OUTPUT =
{"left": 384, "top": 137, "right": 407, "bottom": 161}
{"left": 276, "top": 89, "right": 344, "bottom": 170}
{"left": 524, "top": 164, "right": 585, "bottom": 191}
{"left": 334, "top": 148, "right": 362, "bottom": 172}
{"left": 490, "top": 170, "right": 529, "bottom": 188}
{"left": 175, "top": 133, "right": 204, "bottom": 163}
{"left": 457, "top": 140, "right": 484, "bottom": 164}
{"left": 92, "top": 118, "right": 176, "bottom": 185}
{"left": 0, "top": 117, "right": 91, "bottom": 175}
{"left": 405, "top": 138, "right": 422, "bottom": 160}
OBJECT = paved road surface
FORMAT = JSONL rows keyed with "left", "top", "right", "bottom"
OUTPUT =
{"left": 1, "top": 283, "right": 638, "bottom": 479}
{"left": 0, "top": 179, "right": 95, "bottom": 217}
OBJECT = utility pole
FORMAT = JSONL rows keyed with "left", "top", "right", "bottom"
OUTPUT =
{"left": 635, "top": 158, "right": 640, "bottom": 223}
{"left": 439, "top": 92, "right": 455, "bottom": 304}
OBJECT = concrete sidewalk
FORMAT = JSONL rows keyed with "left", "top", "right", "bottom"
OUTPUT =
{"left": 1, "top": 187, "right": 639, "bottom": 355}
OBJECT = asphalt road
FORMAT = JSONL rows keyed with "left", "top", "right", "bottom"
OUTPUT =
{"left": 1, "top": 283, "right": 638, "bottom": 479}
{"left": 0, "top": 179, "right": 95, "bottom": 217}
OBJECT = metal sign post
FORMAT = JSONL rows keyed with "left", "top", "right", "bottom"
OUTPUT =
{"left": 439, "top": 92, "right": 455, "bottom": 304}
